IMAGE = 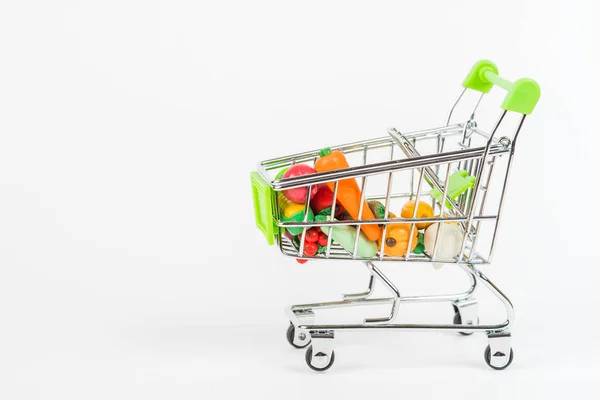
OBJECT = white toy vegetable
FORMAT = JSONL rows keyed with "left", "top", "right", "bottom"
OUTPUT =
{"left": 424, "top": 223, "right": 464, "bottom": 268}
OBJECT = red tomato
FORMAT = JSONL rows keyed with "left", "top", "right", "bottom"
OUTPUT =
{"left": 317, "top": 233, "right": 329, "bottom": 247}
{"left": 310, "top": 186, "right": 345, "bottom": 216}
{"left": 305, "top": 228, "right": 319, "bottom": 243}
{"left": 303, "top": 242, "right": 318, "bottom": 256}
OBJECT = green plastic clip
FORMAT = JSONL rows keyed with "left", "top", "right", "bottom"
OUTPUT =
{"left": 251, "top": 171, "right": 276, "bottom": 245}
{"left": 430, "top": 170, "right": 476, "bottom": 208}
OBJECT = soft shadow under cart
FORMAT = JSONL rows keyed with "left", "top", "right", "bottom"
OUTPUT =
{"left": 251, "top": 60, "right": 540, "bottom": 372}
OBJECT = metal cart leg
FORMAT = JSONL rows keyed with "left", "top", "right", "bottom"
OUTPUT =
{"left": 363, "top": 262, "right": 401, "bottom": 325}
{"left": 343, "top": 262, "right": 376, "bottom": 300}
{"left": 287, "top": 260, "right": 477, "bottom": 315}
{"left": 459, "top": 263, "right": 515, "bottom": 334}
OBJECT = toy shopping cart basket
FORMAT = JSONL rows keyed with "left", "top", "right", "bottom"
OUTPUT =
{"left": 250, "top": 60, "right": 540, "bottom": 371}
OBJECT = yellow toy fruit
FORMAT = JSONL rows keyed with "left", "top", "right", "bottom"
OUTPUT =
{"left": 401, "top": 200, "right": 434, "bottom": 230}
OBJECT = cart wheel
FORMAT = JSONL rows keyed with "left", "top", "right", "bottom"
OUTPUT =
{"left": 286, "top": 323, "right": 310, "bottom": 349}
{"left": 453, "top": 312, "right": 477, "bottom": 336}
{"left": 305, "top": 345, "right": 335, "bottom": 372}
{"left": 484, "top": 345, "right": 514, "bottom": 370}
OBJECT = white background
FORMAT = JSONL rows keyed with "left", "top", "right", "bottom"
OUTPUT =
{"left": 1, "top": 1, "right": 598, "bottom": 399}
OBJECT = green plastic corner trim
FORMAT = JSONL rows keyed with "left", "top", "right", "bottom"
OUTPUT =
{"left": 251, "top": 171, "right": 276, "bottom": 245}
{"left": 463, "top": 59, "right": 541, "bottom": 114}
{"left": 462, "top": 60, "right": 498, "bottom": 93}
{"left": 430, "top": 170, "right": 476, "bottom": 208}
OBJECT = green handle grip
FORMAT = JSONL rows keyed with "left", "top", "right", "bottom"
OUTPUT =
{"left": 462, "top": 60, "right": 540, "bottom": 115}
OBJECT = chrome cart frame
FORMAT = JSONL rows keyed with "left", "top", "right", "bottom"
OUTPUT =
{"left": 251, "top": 60, "right": 540, "bottom": 371}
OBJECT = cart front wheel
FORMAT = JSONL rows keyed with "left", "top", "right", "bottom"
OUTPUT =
{"left": 484, "top": 345, "right": 514, "bottom": 370}
{"left": 453, "top": 312, "right": 478, "bottom": 336}
{"left": 286, "top": 323, "right": 310, "bottom": 349}
{"left": 305, "top": 345, "right": 335, "bottom": 372}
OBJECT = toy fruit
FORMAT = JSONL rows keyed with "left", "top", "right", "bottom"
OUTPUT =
{"left": 423, "top": 223, "right": 464, "bottom": 261}
{"left": 310, "top": 186, "right": 345, "bottom": 216}
{"left": 305, "top": 228, "right": 319, "bottom": 243}
{"left": 278, "top": 194, "right": 314, "bottom": 236}
{"left": 380, "top": 223, "right": 418, "bottom": 256}
{"left": 315, "top": 215, "right": 378, "bottom": 258}
{"left": 401, "top": 200, "right": 434, "bottom": 230}
{"left": 303, "top": 242, "right": 318, "bottom": 257}
{"left": 282, "top": 164, "right": 318, "bottom": 203}
{"left": 315, "top": 148, "right": 381, "bottom": 242}
{"left": 367, "top": 200, "right": 396, "bottom": 227}
{"left": 317, "top": 232, "right": 329, "bottom": 247}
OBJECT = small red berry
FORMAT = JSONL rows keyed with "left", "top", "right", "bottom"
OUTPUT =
{"left": 305, "top": 228, "right": 319, "bottom": 243}
{"left": 296, "top": 258, "right": 308, "bottom": 264}
{"left": 303, "top": 242, "right": 318, "bottom": 256}
{"left": 317, "top": 233, "right": 329, "bottom": 247}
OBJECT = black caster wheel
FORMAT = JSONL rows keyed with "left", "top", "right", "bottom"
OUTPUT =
{"left": 286, "top": 323, "right": 310, "bottom": 349}
{"left": 305, "top": 345, "right": 335, "bottom": 372}
{"left": 484, "top": 345, "right": 514, "bottom": 370}
{"left": 453, "top": 312, "right": 475, "bottom": 336}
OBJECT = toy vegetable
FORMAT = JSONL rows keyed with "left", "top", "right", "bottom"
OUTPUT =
{"left": 367, "top": 200, "right": 396, "bottom": 227}
{"left": 380, "top": 223, "right": 418, "bottom": 256}
{"left": 278, "top": 194, "right": 314, "bottom": 236}
{"left": 401, "top": 200, "right": 434, "bottom": 230}
{"left": 315, "top": 148, "right": 381, "bottom": 242}
{"left": 310, "top": 186, "right": 345, "bottom": 216}
{"left": 289, "top": 228, "right": 330, "bottom": 264}
{"left": 423, "top": 223, "right": 464, "bottom": 261}
{"left": 282, "top": 164, "right": 318, "bottom": 203}
{"left": 413, "top": 232, "right": 425, "bottom": 254}
{"left": 315, "top": 215, "right": 377, "bottom": 258}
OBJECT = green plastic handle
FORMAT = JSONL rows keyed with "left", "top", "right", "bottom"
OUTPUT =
{"left": 462, "top": 60, "right": 540, "bottom": 115}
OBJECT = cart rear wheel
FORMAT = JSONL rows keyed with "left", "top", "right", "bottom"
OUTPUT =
{"left": 286, "top": 323, "right": 310, "bottom": 349}
{"left": 484, "top": 345, "right": 514, "bottom": 370}
{"left": 453, "top": 312, "right": 477, "bottom": 336}
{"left": 305, "top": 345, "right": 335, "bottom": 372}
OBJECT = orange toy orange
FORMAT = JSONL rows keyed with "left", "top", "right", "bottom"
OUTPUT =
{"left": 401, "top": 200, "right": 434, "bottom": 230}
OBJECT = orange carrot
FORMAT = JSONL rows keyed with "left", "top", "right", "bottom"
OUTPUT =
{"left": 314, "top": 148, "right": 381, "bottom": 242}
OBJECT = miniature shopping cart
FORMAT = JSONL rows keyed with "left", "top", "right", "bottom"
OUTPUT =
{"left": 250, "top": 60, "right": 540, "bottom": 371}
